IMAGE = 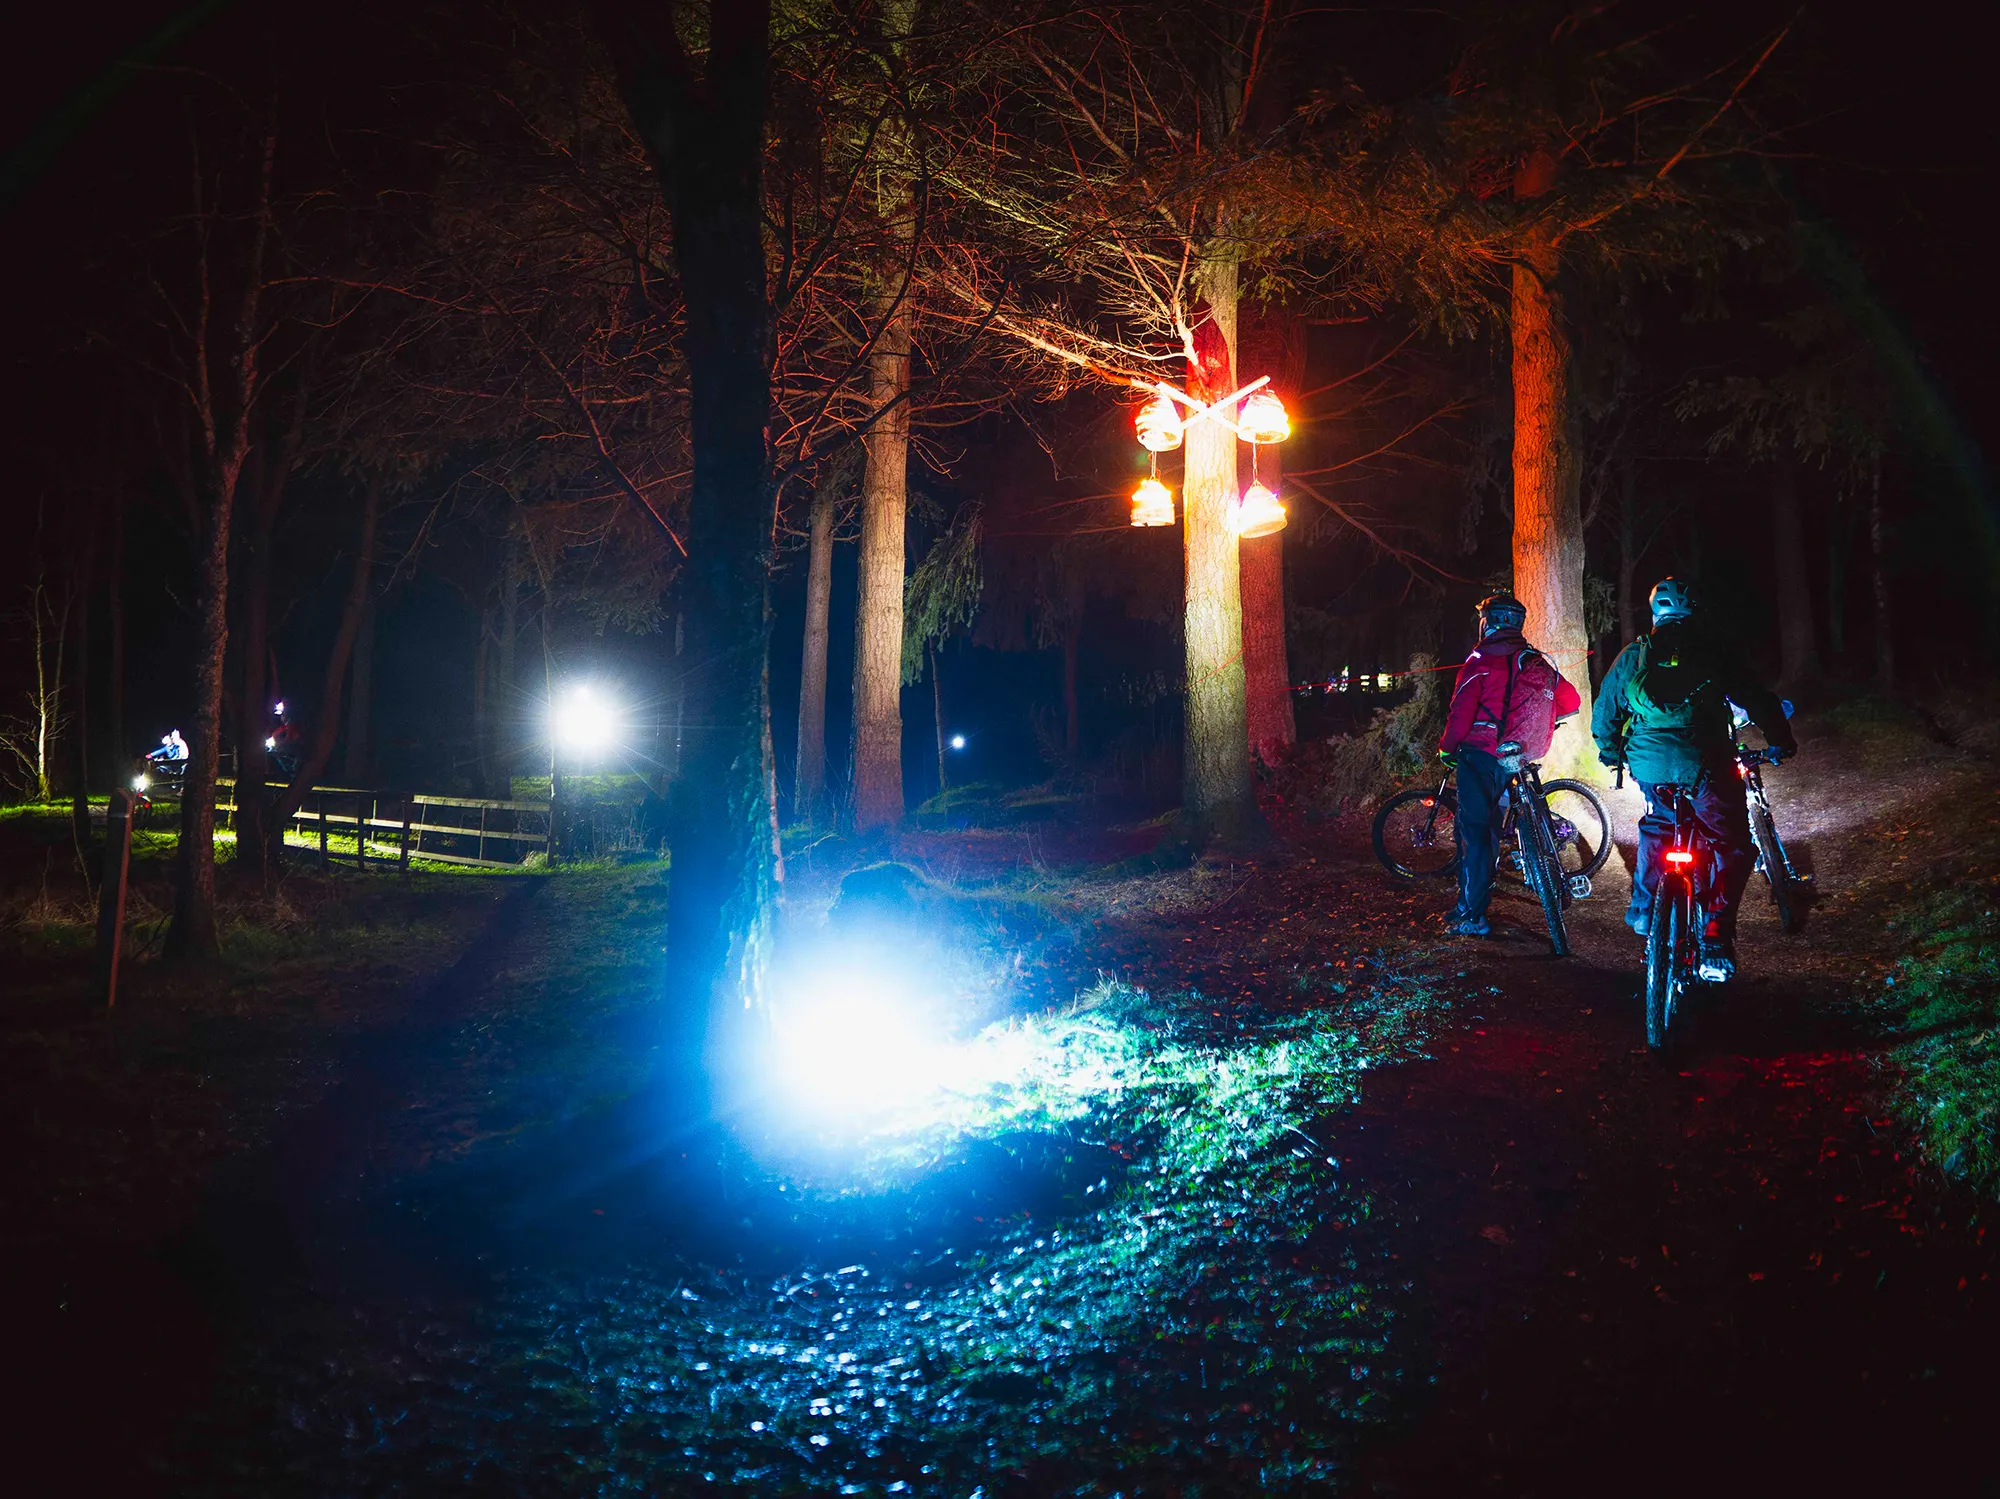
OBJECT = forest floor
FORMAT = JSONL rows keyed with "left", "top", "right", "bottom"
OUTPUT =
{"left": 4, "top": 694, "right": 1999, "bottom": 1496}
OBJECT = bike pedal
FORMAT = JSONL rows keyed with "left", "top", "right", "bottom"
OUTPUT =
{"left": 1566, "top": 873, "right": 1592, "bottom": 899}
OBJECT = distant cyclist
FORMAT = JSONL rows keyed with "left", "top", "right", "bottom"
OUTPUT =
{"left": 1437, "top": 592, "right": 1582, "bottom": 937}
{"left": 1593, "top": 578, "right": 1798, "bottom": 980}
{"left": 147, "top": 729, "right": 188, "bottom": 765}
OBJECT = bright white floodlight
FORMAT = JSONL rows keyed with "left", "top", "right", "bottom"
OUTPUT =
{"left": 949, "top": 734, "right": 967, "bottom": 751}
{"left": 768, "top": 958, "right": 942, "bottom": 1114}
{"left": 554, "top": 683, "right": 622, "bottom": 754}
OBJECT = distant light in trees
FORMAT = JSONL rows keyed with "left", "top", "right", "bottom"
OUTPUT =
{"left": 950, "top": 734, "right": 967, "bottom": 751}
{"left": 553, "top": 682, "right": 624, "bottom": 755}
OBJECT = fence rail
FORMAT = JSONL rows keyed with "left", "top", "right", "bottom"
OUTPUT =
{"left": 218, "top": 780, "right": 553, "bottom": 871}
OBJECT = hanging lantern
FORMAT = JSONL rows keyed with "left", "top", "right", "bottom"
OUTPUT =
{"left": 1237, "top": 389, "right": 1291, "bottom": 446}
{"left": 1135, "top": 393, "right": 1184, "bottom": 452}
{"left": 1230, "top": 479, "right": 1287, "bottom": 538}
{"left": 1130, "top": 477, "right": 1176, "bottom": 527}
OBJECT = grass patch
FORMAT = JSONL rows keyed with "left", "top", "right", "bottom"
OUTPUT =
{"left": 1881, "top": 878, "right": 2000, "bottom": 1193}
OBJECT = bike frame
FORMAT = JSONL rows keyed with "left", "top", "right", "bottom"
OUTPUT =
{"left": 1737, "top": 753, "right": 1805, "bottom": 885}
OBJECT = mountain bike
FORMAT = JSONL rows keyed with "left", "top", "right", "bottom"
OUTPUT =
{"left": 1637, "top": 746, "right": 1787, "bottom": 1050}
{"left": 1738, "top": 743, "right": 1809, "bottom": 933}
{"left": 1374, "top": 763, "right": 1611, "bottom": 888}
{"left": 1373, "top": 748, "right": 1608, "bottom": 956}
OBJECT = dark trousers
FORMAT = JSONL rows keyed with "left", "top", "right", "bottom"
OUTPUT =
{"left": 1453, "top": 748, "right": 1507, "bottom": 921}
{"left": 1636, "top": 772, "right": 1753, "bottom": 940}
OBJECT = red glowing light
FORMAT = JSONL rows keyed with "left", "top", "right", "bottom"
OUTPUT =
{"left": 1664, "top": 850, "right": 1695, "bottom": 866}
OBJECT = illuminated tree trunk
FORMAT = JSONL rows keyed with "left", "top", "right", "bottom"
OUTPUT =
{"left": 1869, "top": 453, "right": 1893, "bottom": 688}
{"left": 794, "top": 485, "right": 835, "bottom": 820}
{"left": 848, "top": 0, "right": 918, "bottom": 833}
{"left": 1508, "top": 182, "right": 1593, "bottom": 782}
{"left": 599, "top": 0, "right": 781, "bottom": 1061}
{"left": 1180, "top": 252, "right": 1261, "bottom": 846}
{"left": 1771, "top": 461, "right": 1818, "bottom": 687}
{"left": 1237, "top": 307, "right": 1299, "bottom": 765}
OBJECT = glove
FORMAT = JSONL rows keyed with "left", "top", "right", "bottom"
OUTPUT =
{"left": 1768, "top": 741, "right": 1797, "bottom": 764}
{"left": 1437, "top": 747, "right": 1459, "bottom": 769}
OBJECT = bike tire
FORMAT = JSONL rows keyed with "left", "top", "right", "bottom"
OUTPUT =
{"left": 1752, "top": 805, "right": 1799, "bottom": 934}
{"left": 1373, "top": 787, "right": 1459, "bottom": 880}
{"left": 1541, "top": 779, "right": 1613, "bottom": 878}
{"left": 1521, "top": 805, "right": 1571, "bottom": 957}
{"left": 1644, "top": 880, "right": 1685, "bottom": 1050}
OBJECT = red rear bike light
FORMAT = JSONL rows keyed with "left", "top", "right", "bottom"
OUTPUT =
{"left": 1665, "top": 850, "right": 1696, "bottom": 866}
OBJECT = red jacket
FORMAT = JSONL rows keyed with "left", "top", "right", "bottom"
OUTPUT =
{"left": 1438, "top": 630, "right": 1581, "bottom": 758}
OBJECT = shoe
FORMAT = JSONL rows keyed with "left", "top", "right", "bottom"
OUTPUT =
{"left": 1625, "top": 906, "right": 1650, "bottom": 939}
{"left": 1697, "top": 939, "right": 1736, "bottom": 984}
{"left": 1447, "top": 913, "right": 1492, "bottom": 937}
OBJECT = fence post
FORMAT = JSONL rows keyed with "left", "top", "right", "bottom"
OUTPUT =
{"left": 478, "top": 803, "right": 488, "bottom": 865}
{"left": 318, "top": 788, "right": 329, "bottom": 870}
{"left": 356, "top": 793, "right": 370, "bottom": 869}
{"left": 400, "top": 796, "right": 413, "bottom": 873}
{"left": 95, "top": 791, "right": 135, "bottom": 1008}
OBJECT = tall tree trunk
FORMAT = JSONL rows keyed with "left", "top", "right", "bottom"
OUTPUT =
{"left": 1826, "top": 493, "right": 1848, "bottom": 666}
{"left": 794, "top": 485, "right": 836, "bottom": 820}
{"left": 1236, "top": 306, "right": 1300, "bottom": 765}
{"left": 473, "top": 607, "right": 493, "bottom": 799}
{"left": 168, "top": 470, "right": 239, "bottom": 957}
{"left": 1869, "top": 452, "right": 1894, "bottom": 688}
{"left": 848, "top": 0, "right": 918, "bottom": 833}
{"left": 1616, "top": 463, "right": 1638, "bottom": 647}
{"left": 1508, "top": 158, "right": 1593, "bottom": 781}
{"left": 1180, "top": 250, "right": 1261, "bottom": 847}
{"left": 1771, "top": 461, "right": 1818, "bottom": 688}
{"left": 68, "top": 524, "right": 95, "bottom": 854}
{"left": 930, "top": 642, "right": 946, "bottom": 795}
{"left": 232, "top": 503, "right": 276, "bottom": 881}
{"left": 598, "top": 0, "right": 782, "bottom": 1078}
{"left": 343, "top": 591, "right": 376, "bottom": 783}
{"left": 269, "top": 477, "right": 382, "bottom": 834}
{"left": 107, "top": 500, "right": 124, "bottom": 778}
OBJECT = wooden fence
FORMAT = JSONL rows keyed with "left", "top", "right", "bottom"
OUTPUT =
{"left": 217, "top": 780, "right": 553, "bottom": 872}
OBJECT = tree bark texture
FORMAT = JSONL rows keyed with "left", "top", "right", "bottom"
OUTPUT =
{"left": 1870, "top": 454, "right": 1893, "bottom": 688}
{"left": 849, "top": 262, "right": 913, "bottom": 829}
{"left": 599, "top": 0, "right": 781, "bottom": 1063}
{"left": 794, "top": 485, "right": 836, "bottom": 820}
{"left": 343, "top": 592, "right": 376, "bottom": 783}
{"left": 1508, "top": 214, "right": 1594, "bottom": 782}
{"left": 269, "top": 477, "right": 380, "bottom": 833}
{"left": 1771, "top": 462, "right": 1819, "bottom": 688}
{"left": 1180, "top": 253, "right": 1260, "bottom": 845}
{"left": 1236, "top": 306, "right": 1301, "bottom": 765}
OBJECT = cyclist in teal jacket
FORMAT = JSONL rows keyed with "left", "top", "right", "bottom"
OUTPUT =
{"left": 1593, "top": 578, "right": 1796, "bottom": 979}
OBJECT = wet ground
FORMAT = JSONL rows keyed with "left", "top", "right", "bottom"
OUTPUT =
{"left": 7, "top": 707, "right": 2000, "bottom": 1495}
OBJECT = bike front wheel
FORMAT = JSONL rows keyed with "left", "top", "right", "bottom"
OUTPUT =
{"left": 1541, "top": 779, "right": 1612, "bottom": 878}
{"left": 1644, "top": 879, "right": 1691, "bottom": 1050}
{"left": 1373, "top": 787, "right": 1460, "bottom": 880}
{"left": 1752, "top": 804, "right": 1800, "bottom": 933}
{"left": 1519, "top": 804, "right": 1572, "bottom": 958}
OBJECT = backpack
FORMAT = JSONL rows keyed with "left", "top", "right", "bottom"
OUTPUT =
{"left": 1626, "top": 627, "right": 1720, "bottom": 734}
{"left": 1496, "top": 646, "right": 1566, "bottom": 760}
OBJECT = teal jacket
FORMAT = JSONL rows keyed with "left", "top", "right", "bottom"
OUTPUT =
{"left": 1592, "top": 625, "right": 1795, "bottom": 785}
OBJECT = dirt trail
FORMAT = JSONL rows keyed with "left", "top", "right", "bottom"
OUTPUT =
{"left": 1034, "top": 717, "right": 2000, "bottom": 1494}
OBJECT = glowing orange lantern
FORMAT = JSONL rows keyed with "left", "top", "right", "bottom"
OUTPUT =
{"left": 1237, "top": 390, "right": 1291, "bottom": 446}
{"left": 1230, "top": 480, "right": 1287, "bottom": 538}
{"left": 1135, "top": 393, "right": 1184, "bottom": 452}
{"left": 1130, "top": 477, "right": 1176, "bottom": 527}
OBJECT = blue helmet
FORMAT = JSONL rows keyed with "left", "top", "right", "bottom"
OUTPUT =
{"left": 1476, "top": 592, "right": 1527, "bottom": 636}
{"left": 1649, "top": 577, "right": 1693, "bottom": 624}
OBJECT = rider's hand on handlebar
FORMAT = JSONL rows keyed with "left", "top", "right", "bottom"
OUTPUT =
{"left": 1436, "top": 747, "right": 1458, "bottom": 770}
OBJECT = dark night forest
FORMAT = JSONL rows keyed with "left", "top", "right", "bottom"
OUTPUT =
{"left": 3, "top": 0, "right": 1999, "bottom": 1493}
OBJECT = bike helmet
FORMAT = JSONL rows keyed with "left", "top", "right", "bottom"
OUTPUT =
{"left": 1476, "top": 592, "right": 1527, "bottom": 635}
{"left": 1649, "top": 577, "right": 1694, "bottom": 624}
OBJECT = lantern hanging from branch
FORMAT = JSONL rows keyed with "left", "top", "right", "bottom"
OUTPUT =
{"left": 1231, "top": 479, "right": 1287, "bottom": 538}
{"left": 1135, "top": 393, "right": 1184, "bottom": 452}
{"left": 1237, "top": 390, "right": 1291, "bottom": 446}
{"left": 1130, "top": 477, "right": 1176, "bottom": 527}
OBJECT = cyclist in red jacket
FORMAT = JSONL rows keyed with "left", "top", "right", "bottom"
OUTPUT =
{"left": 1436, "top": 593, "right": 1582, "bottom": 936}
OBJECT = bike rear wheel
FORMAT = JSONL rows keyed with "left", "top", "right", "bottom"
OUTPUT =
{"left": 1541, "top": 779, "right": 1612, "bottom": 878}
{"left": 1644, "top": 879, "right": 1690, "bottom": 1050}
{"left": 1752, "top": 805, "right": 1800, "bottom": 933}
{"left": 1519, "top": 800, "right": 1571, "bottom": 957}
{"left": 1373, "top": 788, "right": 1459, "bottom": 880}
